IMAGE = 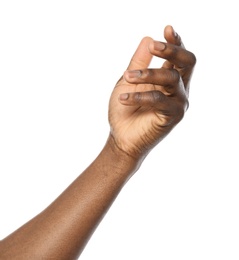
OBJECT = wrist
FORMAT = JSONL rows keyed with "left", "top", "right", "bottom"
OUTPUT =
{"left": 101, "top": 134, "right": 144, "bottom": 179}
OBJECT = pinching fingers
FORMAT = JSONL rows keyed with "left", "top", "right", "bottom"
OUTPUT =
{"left": 149, "top": 41, "right": 196, "bottom": 70}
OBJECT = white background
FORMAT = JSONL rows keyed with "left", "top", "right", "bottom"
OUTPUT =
{"left": 0, "top": 1, "right": 238, "bottom": 259}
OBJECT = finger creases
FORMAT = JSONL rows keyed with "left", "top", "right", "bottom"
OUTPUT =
{"left": 119, "top": 90, "right": 167, "bottom": 107}
{"left": 124, "top": 67, "right": 180, "bottom": 88}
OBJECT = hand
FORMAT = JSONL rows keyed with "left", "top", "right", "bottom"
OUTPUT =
{"left": 108, "top": 25, "right": 196, "bottom": 159}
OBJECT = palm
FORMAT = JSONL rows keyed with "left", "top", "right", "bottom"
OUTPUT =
{"left": 109, "top": 78, "right": 171, "bottom": 156}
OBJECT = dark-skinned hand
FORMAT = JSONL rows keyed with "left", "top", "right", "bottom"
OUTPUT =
{"left": 108, "top": 25, "right": 196, "bottom": 159}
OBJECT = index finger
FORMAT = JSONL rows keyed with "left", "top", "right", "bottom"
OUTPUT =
{"left": 127, "top": 36, "right": 154, "bottom": 70}
{"left": 149, "top": 41, "right": 196, "bottom": 70}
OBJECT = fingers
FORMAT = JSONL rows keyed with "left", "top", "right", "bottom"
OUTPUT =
{"left": 164, "top": 25, "right": 184, "bottom": 48}
{"left": 126, "top": 36, "right": 154, "bottom": 70}
{"left": 163, "top": 25, "right": 184, "bottom": 69}
{"left": 148, "top": 38, "right": 196, "bottom": 93}
{"left": 149, "top": 41, "right": 196, "bottom": 70}
{"left": 118, "top": 90, "right": 184, "bottom": 126}
{"left": 123, "top": 68, "right": 181, "bottom": 95}
{"left": 121, "top": 26, "right": 196, "bottom": 96}
{"left": 119, "top": 90, "right": 167, "bottom": 108}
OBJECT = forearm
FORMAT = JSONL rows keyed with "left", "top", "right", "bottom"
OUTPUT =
{"left": 0, "top": 135, "right": 140, "bottom": 260}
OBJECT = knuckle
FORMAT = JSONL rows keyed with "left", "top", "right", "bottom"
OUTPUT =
{"left": 178, "top": 106, "right": 185, "bottom": 120}
{"left": 169, "top": 69, "right": 180, "bottom": 84}
{"left": 172, "top": 106, "right": 184, "bottom": 123}
{"left": 151, "top": 91, "right": 165, "bottom": 103}
{"left": 135, "top": 91, "right": 165, "bottom": 105}
{"left": 167, "top": 44, "right": 177, "bottom": 59}
{"left": 175, "top": 100, "right": 188, "bottom": 121}
{"left": 188, "top": 51, "right": 197, "bottom": 67}
{"left": 141, "top": 68, "right": 152, "bottom": 80}
{"left": 135, "top": 92, "right": 143, "bottom": 103}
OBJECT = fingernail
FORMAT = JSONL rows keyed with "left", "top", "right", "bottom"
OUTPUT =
{"left": 119, "top": 93, "right": 129, "bottom": 100}
{"left": 126, "top": 70, "right": 142, "bottom": 78}
{"left": 153, "top": 41, "right": 166, "bottom": 51}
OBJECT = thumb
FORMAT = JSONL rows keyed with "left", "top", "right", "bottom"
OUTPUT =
{"left": 127, "top": 36, "right": 153, "bottom": 70}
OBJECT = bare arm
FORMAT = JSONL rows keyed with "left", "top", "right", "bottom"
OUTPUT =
{"left": 0, "top": 137, "right": 138, "bottom": 259}
{"left": 0, "top": 25, "right": 196, "bottom": 260}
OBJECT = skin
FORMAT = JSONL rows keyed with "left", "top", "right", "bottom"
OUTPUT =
{"left": 0, "top": 25, "right": 196, "bottom": 260}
